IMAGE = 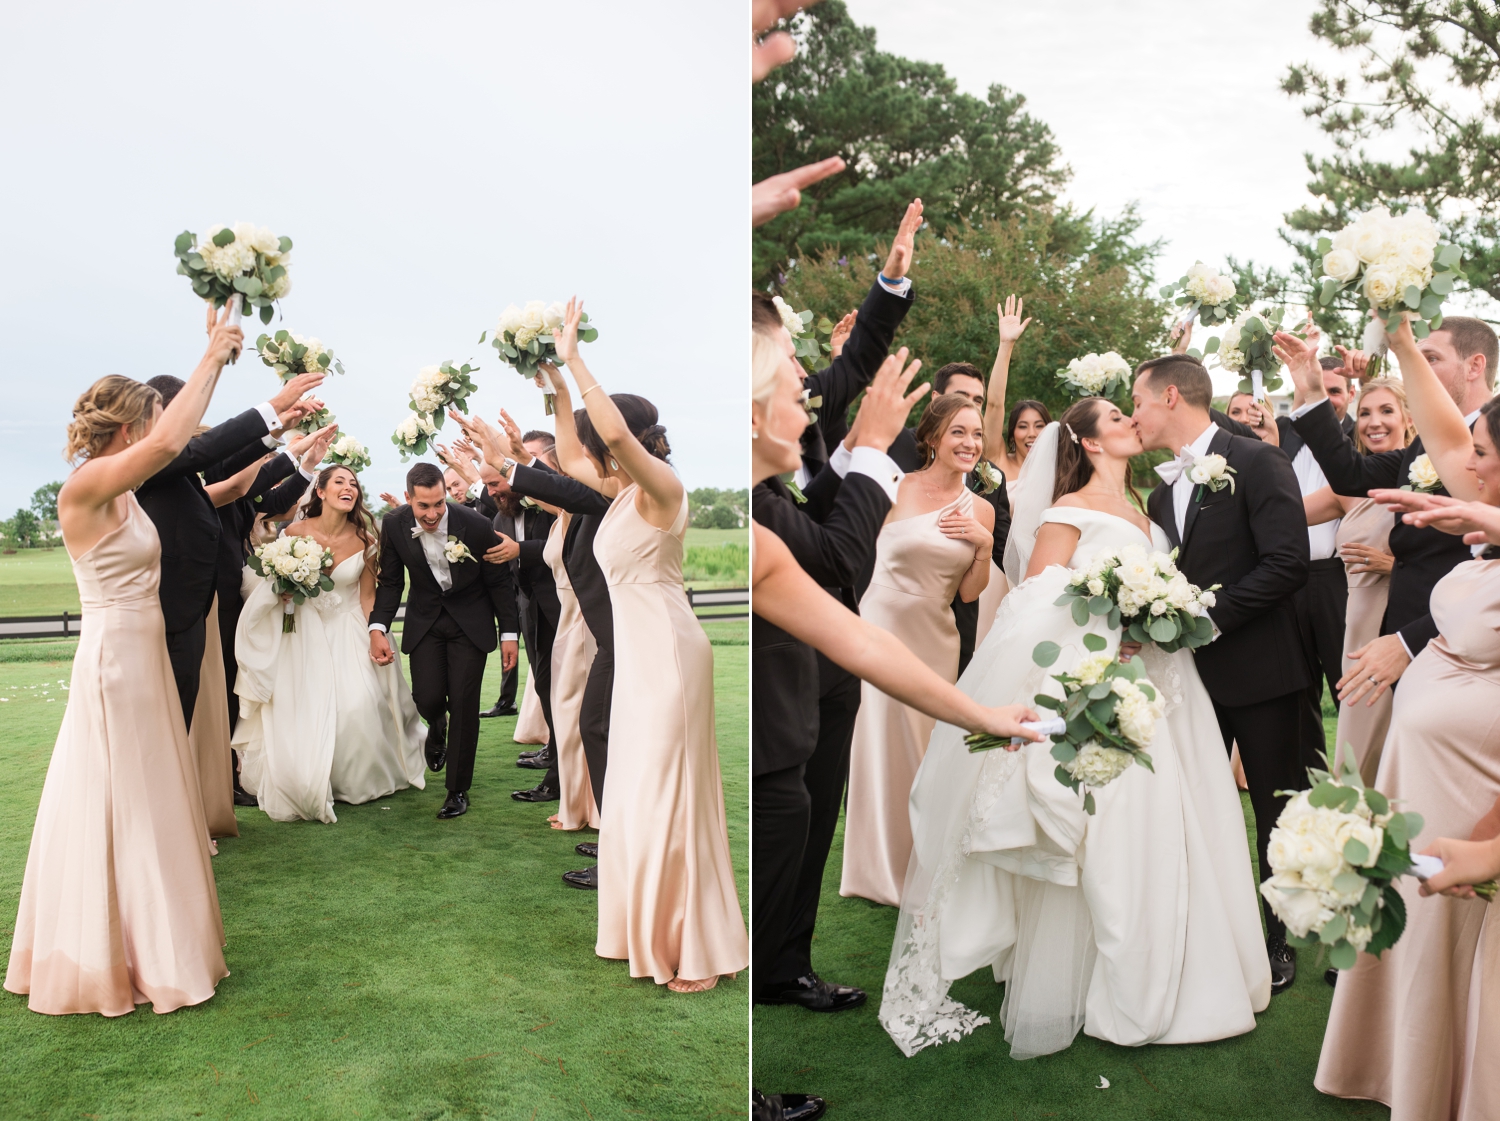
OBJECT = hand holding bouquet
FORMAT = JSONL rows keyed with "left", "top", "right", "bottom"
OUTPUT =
{"left": 483, "top": 302, "right": 598, "bottom": 413}
{"left": 408, "top": 361, "right": 479, "bottom": 427}
{"left": 1055, "top": 545, "right": 1218, "bottom": 652}
{"left": 323, "top": 434, "right": 372, "bottom": 472}
{"left": 1055, "top": 351, "right": 1132, "bottom": 400}
{"left": 174, "top": 222, "right": 292, "bottom": 326}
{"left": 1161, "top": 261, "right": 1243, "bottom": 329}
{"left": 1204, "top": 307, "right": 1289, "bottom": 399}
{"left": 392, "top": 412, "right": 437, "bottom": 461}
{"left": 247, "top": 535, "right": 334, "bottom": 632}
{"left": 967, "top": 634, "right": 1163, "bottom": 815}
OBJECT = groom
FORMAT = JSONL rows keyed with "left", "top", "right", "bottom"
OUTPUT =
{"left": 1132, "top": 354, "right": 1311, "bottom": 993}
{"left": 369, "top": 462, "right": 520, "bottom": 819}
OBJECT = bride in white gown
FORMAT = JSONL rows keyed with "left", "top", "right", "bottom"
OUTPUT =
{"left": 880, "top": 400, "right": 1270, "bottom": 1059}
{"left": 234, "top": 465, "right": 426, "bottom": 823}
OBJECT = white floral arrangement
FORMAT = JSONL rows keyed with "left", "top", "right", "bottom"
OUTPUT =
{"left": 392, "top": 412, "right": 437, "bottom": 462}
{"left": 481, "top": 301, "right": 599, "bottom": 412}
{"left": 1054, "top": 544, "right": 1218, "bottom": 653}
{"left": 408, "top": 361, "right": 478, "bottom": 422}
{"left": 255, "top": 330, "right": 344, "bottom": 379}
{"left": 1402, "top": 452, "right": 1442, "bottom": 494}
{"left": 246, "top": 535, "right": 334, "bottom": 632}
{"left": 1160, "top": 261, "right": 1243, "bottom": 328}
{"left": 967, "top": 634, "right": 1163, "bottom": 815}
{"left": 773, "top": 295, "right": 835, "bottom": 370}
{"left": 443, "top": 536, "right": 474, "bottom": 564}
{"left": 1315, "top": 206, "right": 1466, "bottom": 351}
{"left": 1202, "top": 307, "right": 1288, "bottom": 398}
{"left": 1055, "top": 351, "right": 1132, "bottom": 399}
{"left": 323, "top": 435, "right": 371, "bottom": 472}
{"left": 173, "top": 222, "right": 292, "bottom": 325}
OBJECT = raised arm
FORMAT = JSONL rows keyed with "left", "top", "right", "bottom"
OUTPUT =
{"left": 982, "top": 295, "right": 1031, "bottom": 465}
{"left": 1388, "top": 316, "right": 1479, "bottom": 499}
{"left": 205, "top": 455, "right": 265, "bottom": 508}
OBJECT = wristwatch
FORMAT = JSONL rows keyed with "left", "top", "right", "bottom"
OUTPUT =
{"left": 499, "top": 457, "right": 518, "bottom": 478}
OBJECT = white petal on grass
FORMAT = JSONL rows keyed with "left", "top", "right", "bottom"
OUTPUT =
{"left": 1097, "top": 1076, "right": 1110, "bottom": 1090}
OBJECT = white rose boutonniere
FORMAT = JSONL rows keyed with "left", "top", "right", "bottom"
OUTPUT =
{"left": 1403, "top": 453, "right": 1441, "bottom": 494}
{"left": 444, "top": 536, "right": 475, "bottom": 564}
{"left": 1187, "top": 453, "right": 1236, "bottom": 499}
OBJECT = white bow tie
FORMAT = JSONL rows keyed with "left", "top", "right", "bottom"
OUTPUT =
{"left": 1154, "top": 448, "right": 1198, "bottom": 486}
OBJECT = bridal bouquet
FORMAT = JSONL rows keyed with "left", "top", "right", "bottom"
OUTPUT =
{"left": 392, "top": 411, "right": 437, "bottom": 461}
{"left": 773, "top": 296, "right": 835, "bottom": 370}
{"left": 174, "top": 222, "right": 292, "bottom": 324}
{"left": 1258, "top": 750, "right": 1491, "bottom": 970}
{"left": 1055, "top": 351, "right": 1132, "bottom": 399}
{"left": 1053, "top": 544, "right": 1218, "bottom": 652}
{"left": 967, "top": 634, "right": 1163, "bottom": 815}
{"left": 408, "top": 361, "right": 479, "bottom": 424}
{"left": 246, "top": 535, "right": 334, "bottom": 632}
{"left": 1160, "top": 261, "right": 1243, "bottom": 328}
{"left": 255, "top": 330, "right": 344, "bottom": 379}
{"left": 323, "top": 435, "right": 371, "bottom": 472}
{"left": 482, "top": 301, "right": 598, "bottom": 411}
{"left": 1204, "top": 307, "right": 1288, "bottom": 399}
{"left": 1314, "top": 206, "right": 1466, "bottom": 351}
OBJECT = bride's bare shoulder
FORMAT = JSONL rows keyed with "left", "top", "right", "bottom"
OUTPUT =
{"left": 1050, "top": 493, "right": 1097, "bottom": 512}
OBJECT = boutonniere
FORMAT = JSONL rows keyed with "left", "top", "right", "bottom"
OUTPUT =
{"left": 973, "top": 460, "right": 1003, "bottom": 496}
{"left": 784, "top": 476, "right": 808, "bottom": 504}
{"left": 1402, "top": 453, "right": 1441, "bottom": 494}
{"left": 444, "top": 535, "right": 475, "bottom": 564}
{"left": 1188, "top": 453, "right": 1236, "bottom": 502}
{"left": 800, "top": 388, "right": 822, "bottom": 425}
{"left": 520, "top": 496, "right": 539, "bottom": 510}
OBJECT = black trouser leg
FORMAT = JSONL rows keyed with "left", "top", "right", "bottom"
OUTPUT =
{"left": 495, "top": 662, "right": 518, "bottom": 709}
{"left": 408, "top": 612, "right": 487, "bottom": 794}
{"left": 218, "top": 588, "right": 242, "bottom": 734}
{"left": 526, "top": 603, "right": 561, "bottom": 792}
{"left": 1294, "top": 558, "right": 1350, "bottom": 773}
{"left": 951, "top": 594, "right": 979, "bottom": 678}
{"left": 1215, "top": 692, "right": 1306, "bottom": 941}
{"left": 753, "top": 762, "right": 811, "bottom": 995}
{"left": 768, "top": 664, "right": 860, "bottom": 984}
{"left": 164, "top": 614, "right": 207, "bottom": 733}
{"left": 580, "top": 646, "right": 613, "bottom": 812}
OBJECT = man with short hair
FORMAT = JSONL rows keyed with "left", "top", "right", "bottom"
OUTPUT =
{"left": 369, "top": 462, "right": 520, "bottom": 819}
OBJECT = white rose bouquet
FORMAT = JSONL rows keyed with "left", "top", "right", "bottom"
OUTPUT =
{"left": 407, "top": 360, "right": 479, "bottom": 425}
{"left": 1203, "top": 307, "right": 1289, "bottom": 399}
{"left": 323, "top": 435, "right": 371, "bottom": 472}
{"left": 174, "top": 222, "right": 292, "bottom": 325}
{"left": 1160, "top": 261, "right": 1243, "bottom": 329}
{"left": 1055, "top": 351, "right": 1132, "bottom": 400}
{"left": 772, "top": 296, "right": 836, "bottom": 371}
{"left": 1053, "top": 544, "right": 1219, "bottom": 653}
{"left": 1314, "top": 206, "right": 1466, "bottom": 354}
{"left": 246, "top": 535, "right": 335, "bottom": 632}
{"left": 482, "top": 301, "right": 599, "bottom": 412}
{"left": 255, "top": 330, "right": 344, "bottom": 379}
{"left": 966, "top": 634, "right": 1164, "bottom": 815}
{"left": 392, "top": 411, "right": 437, "bottom": 462}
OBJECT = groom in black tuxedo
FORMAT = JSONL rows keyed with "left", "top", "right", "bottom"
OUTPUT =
{"left": 1132, "top": 354, "right": 1311, "bottom": 993}
{"left": 369, "top": 462, "right": 520, "bottom": 819}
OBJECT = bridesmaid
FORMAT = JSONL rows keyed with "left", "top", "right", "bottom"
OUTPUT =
{"left": 544, "top": 510, "right": 600, "bottom": 831}
{"left": 546, "top": 298, "right": 747, "bottom": 992}
{"left": 5, "top": 303, "right": 241, "bottom": 1016}
{"left": 1310, "top": 316, "right": 1500, "bottom": 1120}
{"left": 1302, "top": 376, "right": 1414, "bottom": 783}
{"left": 841, "top": 394, "right": 995, "bottom": 906}
{"left": 980, "top": 299, "right": 1050, "bottom": 485}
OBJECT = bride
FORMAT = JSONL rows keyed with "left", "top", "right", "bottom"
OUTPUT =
{"left": 880, "top": 397, "right": 1270, "bottom": 1059}
{"left": 233, "top": 465, "right": 427, "bottom": 822}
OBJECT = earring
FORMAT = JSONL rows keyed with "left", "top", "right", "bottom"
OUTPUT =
{"left": 751, "top": 430, "right": 759, "bottom": 439}
{"left": 609, "top": 458, "right": 619, "bottom": 471}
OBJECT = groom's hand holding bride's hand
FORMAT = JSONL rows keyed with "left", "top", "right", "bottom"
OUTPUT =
{"left": 369, "top": 629, "right": 395, "bottom": 666}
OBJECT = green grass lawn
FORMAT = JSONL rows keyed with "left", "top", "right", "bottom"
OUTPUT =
{"left": 0, "top": 550, "right": 80, "bottom": 616}
{"left": 751, "top": 695, "right": 1387, "bottom": 1121}
{"left": 0, "top": 623, "right": 749, "bottom": 1120}
{"left": 683, "top": 530, "right": 748, "bottom": 592}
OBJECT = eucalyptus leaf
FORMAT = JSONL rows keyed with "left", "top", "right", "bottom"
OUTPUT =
{"left": 1071, "top": 598, "right": 1090, "bottom": 627}
{"left": 1032, "top": 641, "right": 1061, "bottom": 667}
{"left": 1083, "top": 632, "right": 1107, "bottom": 653}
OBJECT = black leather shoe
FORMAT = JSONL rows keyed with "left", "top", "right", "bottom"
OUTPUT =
{"left": 511, "top": 784, "right": 559, "bottom": 803}
{"left": 562, "top": 865, "right": 597, "bottom": 890}
{"left": 1268, "top": 935, "right": 1296, "bottom": 994}
{"left": 479, "top": 702, "right": 518, "bottom": 718}
{"left": 437, "top": 790, "right": 468, "bottom": 819}
{"left": 752, "top": 1091, "right": 826, "bottom": 1121}
{"left": 575, "top": 841, "right": 598, "bottom": 859}
{"left": 516, "top": 748, "right": 554, "bottom": 770}
{"left": 1325, "top": 967, "right": 1339, "bottom": 987}
{"left": 424, "top": 723, "right": 447, "bottom": 773}
{"left": 232, "top": 786, "right": 259, "bottom": 807}
{"left": 754, "top": 972, "right": 867, "bottom": 1012}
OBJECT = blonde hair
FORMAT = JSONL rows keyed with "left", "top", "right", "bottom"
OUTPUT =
{"left": 65, "top": 376, "right": 161, "bottom": 463}
{"left": 1353, "top": 376, "right": 1416, "bottom": 453}
{"left": 752, "top": 329, "right": 786, "bottom": 414}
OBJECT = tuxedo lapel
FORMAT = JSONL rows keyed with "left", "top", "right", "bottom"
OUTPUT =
{"left": 1149, "top": 484, "right": 1180, "bottom": 550}
{"left": 1180, "top": 428, "right": 1232, "bottom": 553}
{"left": 397, "top": 508, "right": 442, "bottom": 594}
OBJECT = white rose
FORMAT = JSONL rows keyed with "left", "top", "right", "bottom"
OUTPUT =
{"left": 274, "top": 555, "right": 298, "bottom": 576}
{"left": 1352, "top": 209, "right": 1396, "bottom": 264}
{"left": 1117, "top": 556, "right": 1156, "bottom": 590}
{"left": 1086, "top": 578, "right": 1105, "bottom": 597}
{"left": 1198, "top": 589, "right": 1216, "bottom": 609}
{"left": 1397, "top": 239, "right": 1434, "bottom": 271}
{"left": 1149, "top": 599, "right": 1169, "bottom": 616}
{"left": 1362, "top": 264, "right": 1403, "bottom": 309}
{"left": 1260, "top": 873, "right": 1335, "bottom": 939}
{"left": 1208, "top": 274, "right": 1237, "bottom": 305}
{"left": 542, "top": 301, "right": 566, "bottom": 330}
{"left": 1394, "top": 209, "right": 1439, "bottom": 248}
{"left": 1408, "top": 453, "right": 1440, "bottom": 491}
{"left": 1266, "top": 830, "right": 1301, "bottom": 874}
{"left": 498, "top": 304, "right": 525, "bottom": 335}
{"left": 1322, "top": 247, "right": 1361, "bottom": 283}
{"left": 522, "top": 300, "right": 546, "bottom": 330}
{"left": 1115, "top": 695, "right": 1158, "bottom": 748}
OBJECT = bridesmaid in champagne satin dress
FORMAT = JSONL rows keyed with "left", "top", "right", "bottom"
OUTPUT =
{"left": 545, "top": 512, "right": 599, "bottom": 831}
{"left": 1330, "top": 497, "right": 1395, "bottom": 783}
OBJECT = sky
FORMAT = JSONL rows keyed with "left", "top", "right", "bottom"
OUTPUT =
{"left": 0, "top": 1, "right": 747, "bottom": 519}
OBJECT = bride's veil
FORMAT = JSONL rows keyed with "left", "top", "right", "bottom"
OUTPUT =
{"left": 1001, "top": 422, "right": 1061, "bottom": 586}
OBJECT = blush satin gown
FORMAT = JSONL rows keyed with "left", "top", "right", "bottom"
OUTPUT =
{"left": 5, "top": 493, "right": 228, "bottom": 1015}
{"left": 547, "top": 512, "right": 599, "bottom": 831}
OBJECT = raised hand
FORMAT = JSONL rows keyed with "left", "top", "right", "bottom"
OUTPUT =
{"left": 1272, "top": 327, "right": 1324, "bottom": 402}
{"left": 378, "top": 491, "right": 402, "bottom": 510}
{"left": 1246, "top": 400, "right": 1279, "bottom": 446}
{"left": 278, "top": 395, "right": 324, "bottom": 430}
{"left": 498, "top": 409, "right": 526, "bottom": 458}
{"left": 551, "top": 300, "right": 583, "bottom": 367}
{"left": 828, "top": 310, "right": 856, "bottom": 358}
{"left": 882, "top": 198, "right": 924, "bottom": 281}
{"left": 301, "top": 423, "right": 339, "bottom": 470}
{"left": 1169, "top": 319, "right": 1192, "bottom": 355}
{"left": 752, "top": 157, "right": 846, "bottom": 227}
{"left": 205, "top": 300, "right": 245, "bottom": 366}
{"left": 447, "top": 409, "right": 508, "bottom": 468}
{"left": 996, "top": 294, "right": 1031, "bottom": 345}
{"left": 269, "top": 371, "right": 327, "bottom": 417}
{"left": 1334, "top": 345, "right": 1370, "bottom": 379}
{"left": 751, "top": 0, "right": 803, "bottom": 82}
{"left": 452, "top": 435, "right": 483, "bottom": 467}
{"left": 849, "top": 347, "right": 927, "bottom": 451}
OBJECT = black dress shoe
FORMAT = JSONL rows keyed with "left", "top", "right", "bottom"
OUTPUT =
{"left": 437, "top": 790, "right": 468, "bottom": 819}
{"left": 754, "top": 972, "right": 866, "bottom": 1012}
{"left": 562, "top": 865, "right": 597, "bottom": 890}
{"left": 424, "top": 724, "right": 447, "bottom": 773}
{"left": 516, "top": 748, "right": 554, "bottom": 770}
{"left": 479, "top": 702, "right": 519, "bottom": 718}
{"left": 511, "top": 784, "right": 559, "bottom": 803}
{"left": 751, "top": 1091, "right": 826, "bottom": 1121}
{"left": 232, "top": 786, "right": 259, "bottom": 807}
{"left": 1325, "top": 967, "right": 1339, "bottom": 987}
{"left": 1268, "top": 935, "right": 1296, "bottom": 994}
{"left": 575, "top": 841, "right": 598, "bottom": 859}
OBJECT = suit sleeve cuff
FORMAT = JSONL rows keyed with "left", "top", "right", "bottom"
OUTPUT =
{"left": 368, "top": 623, "right": 388, "bottom": 634}
{"left": 845, "top": 446, "right": 904, "bottom": 503}
{"left": 297, "top": 460, "right": 317, "bottom": 482}
{"left": 500, "top": 632, "right": 518, "bottom": 642}
{"left": 254, "top": 401, "right": 281, "bottom": 432}
{"left": 1397, "top": 630, "right": 1415, "bottom": 659}
{"left": 877, "top": 274, "right": 912, "bottom": 297}
{"left": 1289, "top": 397, "right": 1330, "bottom": 421}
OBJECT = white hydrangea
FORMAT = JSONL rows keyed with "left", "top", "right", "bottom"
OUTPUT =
{"left": 1183, "top": 261, "right": 1236, "bottom": 306}
{"left": 1060, "top": 351, "right": 1130, "bottom": 395}
{"left": 395, "top": 412, "right": 437, "bottom": 446}
{"left": 197, "top": 225, "right": 257, "bottom": 280}
{"left": 409, "top": 366, "right": 451, "bottom": 415}
{"left": 1065, "top": 741, "right": 1135, "bottom": 787}
{"left": 1071, "top": 651, "right": 1115, "bottom": 687}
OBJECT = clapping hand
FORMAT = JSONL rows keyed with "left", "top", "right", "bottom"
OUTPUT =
{"left": 996, "top": 294, "right": 1031, "bottom": 345}
{"left": 848, "top": 347, "right": 927, "bottom": 451}
{"left": 882, "top": 198, "right": 923, "bottom": 282}
{"left": 828, "top": 311, "right": 856, "bottom": 358}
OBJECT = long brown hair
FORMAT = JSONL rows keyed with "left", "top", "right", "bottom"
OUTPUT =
{"left": 914, "top": 394, "right": 982, "bottom": 466}
{"left": 1052, "top": 398, "right": 1147, "bottom": 513}
{"left": 1005, "top": 398, "right": 1052, "bottom": 457}
{"left": 304, "top": 466, "right": 379, "bottom": 570}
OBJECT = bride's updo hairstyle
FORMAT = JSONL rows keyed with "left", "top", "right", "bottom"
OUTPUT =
{"left": 914, "top": 393, "right": 982, "bottom": 467}
{"left": 575, "top": 394, "right": 671, "bottom": 472}
{"left": 304, "top": 465, "right": 379, "bottom": 566}
{"left": 65, "top": 376, "right": 162, "bottom": 463}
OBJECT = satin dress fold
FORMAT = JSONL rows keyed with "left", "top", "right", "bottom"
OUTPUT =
{"left": 1331, "top": 498, "right": 1395, "bottom": 784}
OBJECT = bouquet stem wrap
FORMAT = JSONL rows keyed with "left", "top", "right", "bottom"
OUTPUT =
{"left": 282, "top": 599, "right": 296, "bottom": 633}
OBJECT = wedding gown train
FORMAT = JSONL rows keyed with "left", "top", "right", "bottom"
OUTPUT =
{"left": 880, "top": 507, "right": 1270, "bottom": 1058}
{"left": 232, "top": 550, "right": 427, "bottom": 823}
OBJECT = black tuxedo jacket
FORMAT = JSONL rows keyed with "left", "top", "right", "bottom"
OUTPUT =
{"left": 204, "top": 452, "right": 308, "bottom": 603}
{"left": 751, "top": 467, "right": 893, "bottom": 775}
{"left": 1275, "top": 409, "right": 1354, "bottom": 461}
{"left": 801, "top": 279, "right": 915, "bottom": 477}
{"left": 1147, "top": 426, "right": 1311, "bottom": 707}
{"left": 1290, "top": 398, "right": 1471, "bottom": 655}
{"left": 136, "top": 408, "right": 273, "bottom": 633}
{"left": 508, "top": 463, "right": 615, "bottom": 652}
{"left": 370, "top": 502, "right": 519, "bottom": 654}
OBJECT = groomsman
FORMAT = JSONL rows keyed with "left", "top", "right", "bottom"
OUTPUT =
{"left": 477, "top": 466, "right": 523, "bottom": 718}
{"left": 136, "top": 371, "right": 324, "bottom": 728}
{"left": 504, "top": 487, "right": 561, "bottom": 803}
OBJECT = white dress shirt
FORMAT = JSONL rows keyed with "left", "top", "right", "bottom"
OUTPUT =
{"left": 1290, "top": 445, "right": 1339, "bottom": 560}
{"left": 418, "top": 507, "right": 454, "bottom": 591}
{"left": 1171, "top": 421, "right": 1220, "bottom": 540}
{"left": 827, "top": 442, "right": 905, "bottom": 503}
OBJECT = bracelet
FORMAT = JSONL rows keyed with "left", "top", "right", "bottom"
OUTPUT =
{"left": 581, "top": 384, "right": 604, "bottom": 399}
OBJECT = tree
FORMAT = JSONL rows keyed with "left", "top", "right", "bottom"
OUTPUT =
{"left": 1281, "top": 1, "right": 1500, "bottom": 339}
{"left": 30, "top": 481, "right": 62, "bottom": 522}
{"left": 753, "top": 0, "right": 1070, "bottom": 286}
{"left": 688, "top": 487, "right": 748, "bottom": 529}
{"left": 8, "top": 509, "right": 40, "bottom": 549}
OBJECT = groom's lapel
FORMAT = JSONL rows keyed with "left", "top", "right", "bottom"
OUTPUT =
{"left": 1180, "top": 427, "right": 1231, "bottom": 552}
{"left": 396, "top": 508, "right": 440, "bottom": 592}
{"left": 1148, "top": 483, "right": 1180, "bottom": 551}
